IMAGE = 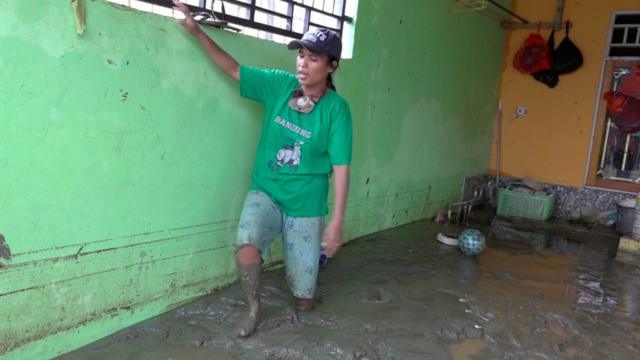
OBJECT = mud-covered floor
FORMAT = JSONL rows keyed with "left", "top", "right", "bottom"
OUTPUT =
{"left": 60, "top": 216, "right": 640, "bottom": 359}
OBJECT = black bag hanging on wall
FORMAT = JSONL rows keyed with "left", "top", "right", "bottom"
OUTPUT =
{"left": 532, "top": 30, "right": 559, "bottom": 88}
{"left": 553, "top": 21, "right": 583, "bottom": 74}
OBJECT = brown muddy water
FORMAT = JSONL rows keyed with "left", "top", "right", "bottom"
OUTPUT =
{"left": 60, "top": 217, "right": 640, "bottom": 359}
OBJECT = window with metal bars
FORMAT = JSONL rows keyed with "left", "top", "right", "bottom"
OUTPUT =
{"left": 107, "top": 0, "right": 356, "bottom": 54}
{"left": 609, "top": 13, "right": 640, "bottom": 58}
{"left": 586, "top": 12, "right": 640, "bottom": 191}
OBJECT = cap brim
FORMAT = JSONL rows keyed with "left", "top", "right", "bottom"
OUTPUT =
{"left": 287, "top": 40, "right": 305, "bottom": 50}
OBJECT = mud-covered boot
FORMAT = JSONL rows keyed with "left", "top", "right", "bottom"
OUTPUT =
{"left": 295, "top": 297, "right": 315, "bottom": 311}
{"left": 237, "top": 264, "right": 262, "bottom": 337}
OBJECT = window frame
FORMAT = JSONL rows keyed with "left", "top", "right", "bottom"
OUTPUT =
{"left": 585, "top": 10, "right": 640, "bottom": 193}
{"left": 137, "top": 0, "right": 353, "bottom": 39}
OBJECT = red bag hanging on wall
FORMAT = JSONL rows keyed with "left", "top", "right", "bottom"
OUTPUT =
{"left": 604, "top": 91, "right": 627, "bottom": 112}
{"left": 603, "top": 91, "right": 640, "bottom": 134}
{"left": 513, "top": 29, "right": 553, "bottom": 74}
{"left": 619, "top": 65, "right": 640, "bottom": 100}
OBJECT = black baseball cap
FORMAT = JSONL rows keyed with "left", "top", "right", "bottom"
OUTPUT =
{"left": 287, "top": 28, "right": 342, "bottom": 60}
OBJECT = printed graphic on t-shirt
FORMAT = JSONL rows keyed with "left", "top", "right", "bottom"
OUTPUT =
{"left": 268, "top": 116, "right": 313, "bottom": 172}
{"left": 270, "top": 140, "right": 304, "bottom": 170}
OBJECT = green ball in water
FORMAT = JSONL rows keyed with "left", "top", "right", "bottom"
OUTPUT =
{"left": 458, "top": 229, "right": 486, "bottom": 255}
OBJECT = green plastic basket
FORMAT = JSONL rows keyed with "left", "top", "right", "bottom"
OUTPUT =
{"left": 496, "top": 187, "right": 555, "bottom": 221}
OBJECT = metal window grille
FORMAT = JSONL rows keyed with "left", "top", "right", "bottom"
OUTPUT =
{"left": 591, "top": 12, "right": 640, "bottom": 185}
{"left": 608, "top": 13, "right": 640, "bottom": 58}
{"left": 596, "top": 63, "right": 640, "bottom": 180}
{"left": 122, "top": 0, "right": 353, "bottom": 39}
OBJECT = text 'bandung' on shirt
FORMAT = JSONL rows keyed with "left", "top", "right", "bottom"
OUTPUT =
{"left": 273, "top": 116, "right": 313, "bottom": 139}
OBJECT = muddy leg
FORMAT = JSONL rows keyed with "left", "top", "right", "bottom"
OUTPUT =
{"left": 294, "top": 297, "right": 315, "bottom": 311}
{"left": 236, "top": 245, "right": 262, "bottom": 338}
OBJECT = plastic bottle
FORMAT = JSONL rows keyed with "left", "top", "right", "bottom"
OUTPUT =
{"left": 319, "top": 251, "right": 329, "bottom": 270}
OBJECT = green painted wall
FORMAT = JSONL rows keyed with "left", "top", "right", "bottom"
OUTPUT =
{"left": 0, "top": 0, "right": 506, "bottom": 358}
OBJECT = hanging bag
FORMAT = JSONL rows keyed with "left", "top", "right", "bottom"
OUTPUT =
{"left": 603, "top": 91, "right": 640, "bottom": 134}
{"left": 513, "top": 23, "right": 553, "bottom": 74}
{"left": 532, "top": 29, "right": 559, "bottom": 88}
{"left": 553, "top": 21, "right": 583, "bottom": 75}
{"left": 619, "top": 65, "right": 640, "bottom": 100}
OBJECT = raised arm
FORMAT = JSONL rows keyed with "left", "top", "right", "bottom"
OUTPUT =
{"left": 172, "top": 0, "right": 240, "bottom": 81}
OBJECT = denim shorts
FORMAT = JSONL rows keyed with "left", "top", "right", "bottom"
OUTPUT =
{"left": 235, "top": 190, "right": 324, "bottom": 299}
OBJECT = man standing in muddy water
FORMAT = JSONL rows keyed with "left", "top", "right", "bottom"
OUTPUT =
{"left": 172, "top": 0, "right": 352, "bottom": 337}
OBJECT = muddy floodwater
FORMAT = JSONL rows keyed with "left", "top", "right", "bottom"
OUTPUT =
{"left": 60, "top": 217, "right": 640, "bottom": 359}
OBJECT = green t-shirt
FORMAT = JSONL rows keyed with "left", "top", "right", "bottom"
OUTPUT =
{"left": 240, "top": 65, "right": 352, "bottom": 217}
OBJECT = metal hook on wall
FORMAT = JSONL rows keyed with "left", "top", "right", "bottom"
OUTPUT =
{"left": 500, "top": 0, "right": 571, "bottom": 31}
{"left": 455, "top": 0, "right": 572, "bottom": 31}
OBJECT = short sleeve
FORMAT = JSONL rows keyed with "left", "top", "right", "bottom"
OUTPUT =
{"left": 239, "top": 65, "right": 296, "bottom": 104}
{"left": 327, "top": 101, "right": 353, "bottom": 166}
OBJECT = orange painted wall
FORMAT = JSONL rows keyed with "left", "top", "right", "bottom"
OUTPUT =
{"left": 490, "top": 0, "right": 639, "bottom": 187}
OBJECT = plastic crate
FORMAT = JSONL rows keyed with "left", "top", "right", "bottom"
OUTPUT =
{"left": 496, "top": 187, "right": 555, "bottom": 221}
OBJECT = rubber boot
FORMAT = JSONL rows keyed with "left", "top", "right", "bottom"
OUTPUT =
{"left": 237, "top": 263, "right": 262, "bottom": 337}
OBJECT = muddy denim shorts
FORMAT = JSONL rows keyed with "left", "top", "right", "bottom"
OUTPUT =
{"left": 235, "top": 190, "right": 324, "bottom": 299}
